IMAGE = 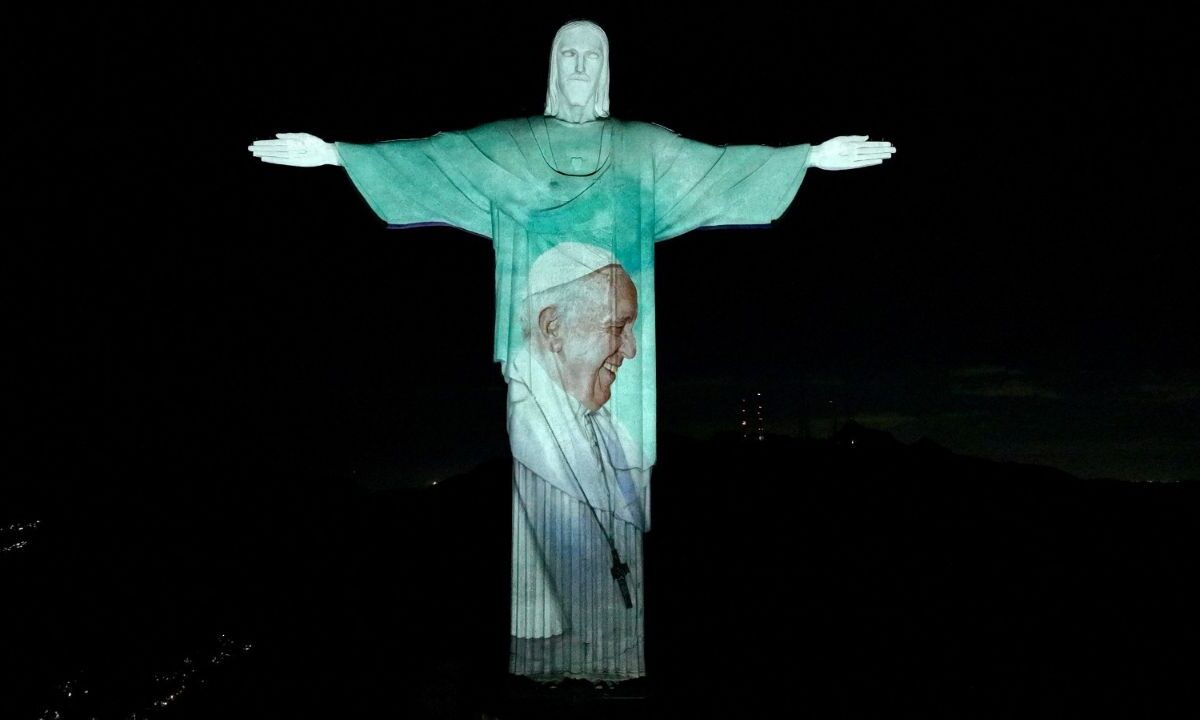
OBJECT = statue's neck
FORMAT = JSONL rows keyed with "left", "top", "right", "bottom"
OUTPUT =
{"left": 553, "top": 105, "right": 599, "bottom": 124}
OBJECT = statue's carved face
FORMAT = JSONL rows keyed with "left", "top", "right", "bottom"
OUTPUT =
{"left": 554, "top": 25, "right": 605, "bottom": 111}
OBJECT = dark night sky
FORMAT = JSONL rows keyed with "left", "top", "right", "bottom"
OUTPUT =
{"left": 9, "top": 7, "right": 1197, "bottom": 491}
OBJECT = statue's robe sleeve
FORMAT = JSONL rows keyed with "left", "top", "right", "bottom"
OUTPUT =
{"left": 334, "top": 129, "right": 541, "bottom": 238}
{"left": 647, "top": 126, "right": 812, "bottom": 241}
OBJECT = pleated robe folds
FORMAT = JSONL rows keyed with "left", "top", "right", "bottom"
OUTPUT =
{"left": 335, "top": 117, "right": 810, "bottom": 680}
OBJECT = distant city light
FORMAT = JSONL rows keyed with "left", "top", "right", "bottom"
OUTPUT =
{"left": 739, "top": 392, "right": 767, "bottom": 440}
{"left": 2, "top": 520, "right": 41, "bottom": 552}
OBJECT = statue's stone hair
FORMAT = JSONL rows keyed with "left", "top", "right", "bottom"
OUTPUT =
{"left": 544, "top": 20, "right": 611, "bottom": 120}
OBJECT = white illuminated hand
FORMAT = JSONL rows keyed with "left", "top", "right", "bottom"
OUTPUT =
{"left": 247, "top": 132, "right": 340, "bottom": 167}
{"left": 809, "top": 135, "right": 896, "bottom": 170}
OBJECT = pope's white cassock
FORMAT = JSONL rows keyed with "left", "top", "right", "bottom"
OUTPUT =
{"left": 507, "top": 243, "right": 650, "bottom": 680}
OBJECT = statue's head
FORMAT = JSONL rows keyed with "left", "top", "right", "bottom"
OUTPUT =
{"left": 544, "top": 20, "right": 610, "bottom": 123}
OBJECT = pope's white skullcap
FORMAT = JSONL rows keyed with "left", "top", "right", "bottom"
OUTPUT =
{"left": 527, "top": 242, "right": 617, "bottom": 295}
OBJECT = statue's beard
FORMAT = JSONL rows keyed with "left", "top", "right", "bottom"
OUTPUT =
{"left": 560, "top": 80, "right": 597, "bottom": 112}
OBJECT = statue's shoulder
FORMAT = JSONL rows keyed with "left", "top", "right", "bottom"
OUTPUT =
{"left": 444, "top": 118, "right": 538, "bottom": 153}
{"left": 613, "top": 120, "right": 685, "bottom": 157}
{"left": 608, "top": 119, "right": 684, "bottom": 159}
{"left": 488, "top": 116, "right": 535, "bottom": 130}
{"left": 610, "top": 119, "right": 679, "bottom": 139}
{"left": 462, "top": 117, "right": 538, "bottom": 137}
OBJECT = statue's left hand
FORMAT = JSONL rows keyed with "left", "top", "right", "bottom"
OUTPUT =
{"left": 248, "top": 132, "right": 340, "bottom": 167}
{"left": 809, "top": 136, "right": 896, "bottom": 171}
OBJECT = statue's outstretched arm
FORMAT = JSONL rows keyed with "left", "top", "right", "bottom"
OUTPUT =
{"left": 808, "top": 135, "right": 896, "bottom": 171}
{"left": 248, "top": 132, "right": 341, "bottom": 167}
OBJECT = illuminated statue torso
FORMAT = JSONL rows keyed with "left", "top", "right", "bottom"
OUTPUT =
{"left": 336, "top": 116, "right": 811, "bottom": 479}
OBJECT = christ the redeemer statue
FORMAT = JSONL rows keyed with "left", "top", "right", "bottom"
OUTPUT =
{"left": 249, "top": 20, "right": 895, "bottom": 683}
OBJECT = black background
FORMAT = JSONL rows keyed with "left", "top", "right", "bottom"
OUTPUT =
{"left": 5, "top": 6, "right": 1197, "bottom": 717}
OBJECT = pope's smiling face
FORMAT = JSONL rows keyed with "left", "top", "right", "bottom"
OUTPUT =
{"left": 555, "top": 25, "right": 605, "bottom": 110}
{"left": 546, "top": 266, "right": 638, "bottom": 411}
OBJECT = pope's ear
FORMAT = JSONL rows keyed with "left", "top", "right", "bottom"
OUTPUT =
{"left": 538, "top": 306, "right": 562, "bottom": 349}
{"left": 538, "top": 306, "right": 560, "bottom": 336}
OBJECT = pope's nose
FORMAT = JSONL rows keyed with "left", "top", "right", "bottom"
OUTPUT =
{"left": 620, "top": 327, "right": 637, "bottom": 359}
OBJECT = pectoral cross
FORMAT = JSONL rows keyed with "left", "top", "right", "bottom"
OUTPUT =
{"left": 611, "top": 548, "right": 633, "bottom": 609}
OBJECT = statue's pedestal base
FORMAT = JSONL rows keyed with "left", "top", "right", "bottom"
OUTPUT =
{"left": 497, "top": 675, "right": 649, "bottom": 719}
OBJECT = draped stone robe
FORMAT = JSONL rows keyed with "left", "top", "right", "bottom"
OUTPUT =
{"left": 335, "top": 117, "right": 810, "bottom": 680}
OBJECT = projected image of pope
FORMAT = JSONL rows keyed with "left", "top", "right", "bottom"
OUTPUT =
{"left": 506, "top": 243, "right": 649, "bottom": 680}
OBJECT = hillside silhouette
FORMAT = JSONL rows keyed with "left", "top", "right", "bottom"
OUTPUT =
{"left": 4, "top": 429, "right": 1195, "bottom": 717}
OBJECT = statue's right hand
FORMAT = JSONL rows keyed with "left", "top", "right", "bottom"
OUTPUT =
{"left": 248, "top": 132, "right": 339, "bottom": 167}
